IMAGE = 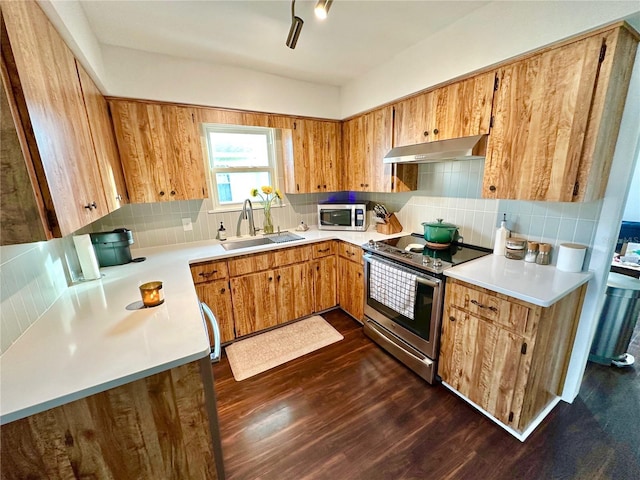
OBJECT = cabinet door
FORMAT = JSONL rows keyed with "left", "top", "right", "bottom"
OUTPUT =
{"left": 314, "top": 256, "right": 337, "bottom": 312}
{"left": 483, "top": 35, "right": 605, "bottom": 201}
{"left": 230, "top": 271, "right": 277, "bottom": 337}
{"left": 429, "top": 71, "right": 495, "bottom": 142}
{"left": 342, "top": 107, "right": 417, "bottom": 192}
{"left": 439, "top": 307, "right": 529, "bottom": 426}
{"left": 109, "top": 100, "right": 207, "bottom": 203}
{"left": 337, "top": 257, "right": 364, "bottom": 322}
{"left": 393, "top": 72, "right": 495, "bottom": 147}
{"left": 393, "top": 91, "right": 433, "bottom": 147}
{"left": 76, "top": 61, "right": 128, "bottom": 212}
{"left": 275, "top": 263, "right": 313, "bottom": 325}
{"left": 2, "top": 0, "right": 107, "bottom": 235}
{"left": 195, "top": 280, "right": 235, "bottom": 344}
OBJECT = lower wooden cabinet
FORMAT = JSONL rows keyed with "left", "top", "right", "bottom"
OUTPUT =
{"left": 0, "top": 359, "right": 223, "bottom": 479}
{"left": 195, "top": 280, "right": 235, "bottom": 344}
{"left": 275, "top": 263, "right": 314, "bottom": 325}
{"left": 231, "top": 270, "right": 277, "bottom": 337}
{"left": 337, "top": 243, "right": 364, "bottom": 322}
{"left": 439, "top": 278, "right": 587, "bottom": 433}
{"left": 313, "top": 255, "right": 337, "bottom": 312}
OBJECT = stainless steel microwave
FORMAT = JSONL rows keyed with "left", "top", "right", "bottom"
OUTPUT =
{"left": 318, "top": 204, "right": 368, "bottom": 231}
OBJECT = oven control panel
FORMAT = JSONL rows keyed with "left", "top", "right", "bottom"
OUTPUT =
{"left": 363, "top": 240, "right": 450, "bottom": 275}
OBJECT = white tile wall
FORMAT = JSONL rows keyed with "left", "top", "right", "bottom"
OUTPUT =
{"left": 0, "top": 239, "right": 69, "bottom": 353}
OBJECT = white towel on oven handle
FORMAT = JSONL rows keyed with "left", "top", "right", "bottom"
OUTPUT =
{"left": 369, "top": 259, "right": 417, "bottom": 320}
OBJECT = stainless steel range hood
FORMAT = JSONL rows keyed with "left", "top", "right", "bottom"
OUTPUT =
{"left": 383, "top": 134, "right": 488, "bottom": 164}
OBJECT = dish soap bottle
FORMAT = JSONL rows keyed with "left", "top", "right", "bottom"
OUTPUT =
{"left": 218, "top": 222, "right": 227, "bottom": 241}
{"left": 493, "top": 214, "right": 509, "bottom": 256}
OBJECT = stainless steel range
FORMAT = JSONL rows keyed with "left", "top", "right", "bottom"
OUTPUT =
{"left": 361, "top": 234, "right": 491, "bottom": 383}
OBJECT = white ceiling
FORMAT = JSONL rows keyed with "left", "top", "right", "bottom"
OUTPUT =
{"left": 79, "top": 0, "right": 491, "bottom": 86}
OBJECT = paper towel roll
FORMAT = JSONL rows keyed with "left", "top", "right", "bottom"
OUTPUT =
{"left": 73, "top": 234, "right": 101, "bottom": 280}
{"left": 556, "top": 243, "right": 587, "bottom": 272}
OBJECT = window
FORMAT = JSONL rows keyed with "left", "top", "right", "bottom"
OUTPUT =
{"left": 204, "top": 124, "right": 278, "bottom": 210}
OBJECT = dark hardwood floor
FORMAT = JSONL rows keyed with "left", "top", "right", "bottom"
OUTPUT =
{"left": 212, "top": 310, "right": 640, "bottom": 480}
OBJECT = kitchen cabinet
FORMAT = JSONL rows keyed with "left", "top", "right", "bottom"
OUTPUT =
{"left": 394, "top": 71, "right": 496, "bottom": 147}
{"left": 191, "top": 260, "right": 235, "bottom": 345}
{"left": 109, "top": 99, "right": 208, "bottom": 203}
{"left": 269, "top": 115, "right": 341, "bottom": 193}
{"left": 312, "top": 241, "right": 337, "bottom": 312}
{"left": 439, "top": 278, "right": 587, "bottom": 433}
{"left": 342, "top": 106, "right": 418, "bottom": 192}
{"left": 483, "top": 25, "right": 638, "bottom": 202}
{"left": 1, "top": 0, "right": 109, "bottom": 238}
{"left": 1, "top": 359, "right": 223, "bottom": 479}
{"left": 231, "top": 270, "right": 278, "bottom": 337}
{"left": 275, "top": 262, "right": 314, "bottom": 325}
{"left": 337, "top": 242, "right": 364, "bottom": 322}
{"left": 76, "top": 61, "right": 128, "bottom": 212}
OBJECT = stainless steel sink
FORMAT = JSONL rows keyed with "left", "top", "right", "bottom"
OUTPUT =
{"left": 221, "top": 237, "right": 275, "bottom": 251}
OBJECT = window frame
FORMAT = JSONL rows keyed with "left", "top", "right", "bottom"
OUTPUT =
{"left": 203, "top": 124, "right": 279, "bottom": 212}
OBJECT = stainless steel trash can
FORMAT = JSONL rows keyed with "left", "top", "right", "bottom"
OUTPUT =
{"left": 589, "top": 272, "right": 640, "bottom": 367}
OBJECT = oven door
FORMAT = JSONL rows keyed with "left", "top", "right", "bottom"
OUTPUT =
{"left": 363, "top": 254, "right": 443, "bottom": 360}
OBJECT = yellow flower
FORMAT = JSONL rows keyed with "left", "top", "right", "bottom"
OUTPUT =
{"left": 250, "top": 188, "right": 258, "bottom": 197}
{"left": 275, "top": 188, "right": 282, "bottom": 199}
{"left": 261, "top": 186, "right": 273, "bottom": 195}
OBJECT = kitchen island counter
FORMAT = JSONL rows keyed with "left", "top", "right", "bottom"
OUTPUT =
{"left": 444, "top": 254, "right": 593, "bottom": 307}
{"left": 0, "top": 228, "right": 401, "bottom": 425}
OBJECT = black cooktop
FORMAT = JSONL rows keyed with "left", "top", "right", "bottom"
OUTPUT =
{"left": 378, "top": 234, "right": 491, "bottom": 266}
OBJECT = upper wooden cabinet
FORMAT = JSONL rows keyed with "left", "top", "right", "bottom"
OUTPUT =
{"left": 109, "top": 99, "right": 208, "bottom": 203}
{"left": 342, "top": 106, "right": 418, "bottom": 192}
{"left": 76, "top": 62, "right": 128, "bottom": 212}
{"left": 393, "top": 71, "right": 496, "bottom": 147}
{"left": 270, "top": 115, "right": 341, "bottom": 194}
{"left": 1, "top": 0, "right": 109, "bottom": 238}
{"left": 483, "top": 26, "right": 638, "bottom": 202}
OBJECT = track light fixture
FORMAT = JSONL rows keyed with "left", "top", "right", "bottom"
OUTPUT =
{"left": 286, "top": 0, "right": 304, "bottom": 49}
{"left": 314, "top": 0, "right": 333, "bottom": 20}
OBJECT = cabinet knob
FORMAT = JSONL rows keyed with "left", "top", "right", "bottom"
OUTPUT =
{"left": 269, "top": 277, "right": 273, "bottom": 281}
{"left": 317, "top": 185, "right": 321, "bottom": 189}
{"left": 489, "top": 185, "right": 496, "bottom": 192}
{"left": 277, "top": 275, "right": 281, "bottom": 281}
{"left": 323, "top": 185, "right": 327, "bottom": 189}
{"left": 170, "top": 190, "right": 176, "bottom": 196}
{"left": 433, "top": 128, "right": 439, "bottom": 134}
{"left": 115, "top": 194, "right": 123, "bottom": 201}
{"left": 159, "top": 191, "right": 165, "bottom": 196}
{"left": 449, "top": 316, "right": 456, "bottom": 322}
{"left": 84, "top": 202, "right": 97, "bottom": 210}
{"left": 423, "top": 131, "right": 429, "bottom": 137}
{"left": 220, "top": 288, "right": 226, "bottom": 294}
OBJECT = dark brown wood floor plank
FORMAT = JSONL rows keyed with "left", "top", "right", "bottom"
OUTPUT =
{"left": 212, "top": 309, "right": 640, "bottom": 480}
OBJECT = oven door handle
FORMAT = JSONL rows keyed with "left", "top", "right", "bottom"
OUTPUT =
{"left": 416, "top": 275, "right": 440, "bottom": 288}
{"left": 364, "top": 253, "right": 442, "bottom": 286}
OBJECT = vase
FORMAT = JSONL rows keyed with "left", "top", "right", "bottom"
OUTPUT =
{"left": 263, "top": 207, "right": 274, "bottom": 234}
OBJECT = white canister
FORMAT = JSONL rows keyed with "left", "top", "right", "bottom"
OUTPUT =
{"left": 556, "top": 243, "right": 587, "bottom": 272}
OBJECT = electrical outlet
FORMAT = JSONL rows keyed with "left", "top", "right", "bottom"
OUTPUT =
{"left": 182, "top": 218, "right": 193, "bottom": 232}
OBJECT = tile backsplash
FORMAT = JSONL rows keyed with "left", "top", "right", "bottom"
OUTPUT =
{"left": 0, "top": 239, "right": 70, "bottom": 353}
{"left": 0, "top": 158, "right": 605, "bottom": 352}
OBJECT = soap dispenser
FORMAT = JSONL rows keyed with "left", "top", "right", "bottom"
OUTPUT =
{"left": 493, "top": 214, "right": 509, "bottom": 256}
{"left": 218, "top": 222, "right": 227, "bottom": 241}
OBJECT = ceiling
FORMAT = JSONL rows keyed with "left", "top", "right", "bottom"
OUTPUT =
{"left": 79, "top": 0, "right": 491, "bottom": 86}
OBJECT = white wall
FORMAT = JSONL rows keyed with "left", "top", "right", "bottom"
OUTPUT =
{"left": 101, "top": 46, "right": 341, "bottom": 118}
{"left": 622, "top": 157, "right": 640, "bottom": 221}
{"left": 341, "top": 1, "right": 640, "bottom": 117}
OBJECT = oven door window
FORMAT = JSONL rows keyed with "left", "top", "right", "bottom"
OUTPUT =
{"left": 320, "top": 209, "right": 351, "bottom": 227}
{"left": 367, "top": 279, "right": 434, "bottom": 341}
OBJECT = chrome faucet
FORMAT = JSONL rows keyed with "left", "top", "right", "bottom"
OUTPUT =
{"left": 241, "top": 199, "right": 259, "bottom": 236}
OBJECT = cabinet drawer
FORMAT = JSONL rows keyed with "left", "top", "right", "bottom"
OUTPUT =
{"left": 447, "top": 281, "right": 531, "bottom": 335}
{"left": 272, "top": 245, "right": 311, "bottom": 267}
{"left": 190, "top": 260, "right": 228, "bottom": 284}
{"left": 338, "top": 242, "right": 363, "bottom": 264}
{"left": 228, "top": 252, "right": 274, "bottom": 277}
{"left": 312, "top": 241, "right": 335, "bottom": 259}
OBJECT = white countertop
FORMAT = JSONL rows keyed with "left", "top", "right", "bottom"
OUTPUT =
{"left": 444, "top": 254, "right": 593, "bottom": 307}
{"left": 0, "top": 227, "right": 400, "bottom": 425}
